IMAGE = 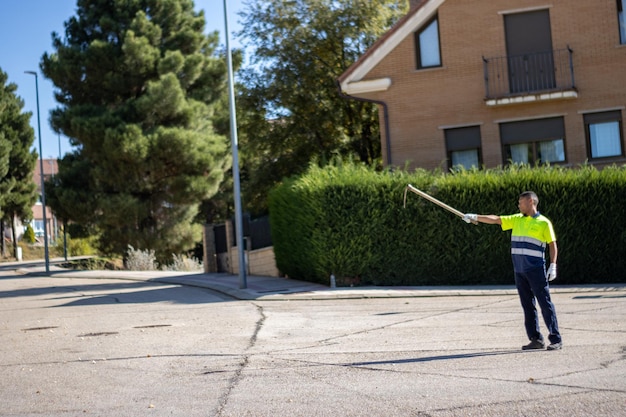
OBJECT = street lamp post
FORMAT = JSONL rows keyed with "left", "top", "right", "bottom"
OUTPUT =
{"left": 223, "top": 0, "right": 247, "bottom": 288}
{"left": 25, "top": 70, "right": 50, "bottom": 273}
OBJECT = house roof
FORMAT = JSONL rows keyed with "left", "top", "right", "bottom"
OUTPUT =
{"left": 338, "top": 0, "right": 445, "bottom": 95}
{"left": 32, "top": 159, "right": 58, "bottom": 190}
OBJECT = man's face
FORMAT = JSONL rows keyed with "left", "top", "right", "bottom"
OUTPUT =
{"left": 518, "top": 196, "right": 534, "bottom": 216}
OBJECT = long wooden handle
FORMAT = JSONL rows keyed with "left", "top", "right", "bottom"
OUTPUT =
{"left": 406, "top": 184, "right": 465, "bottom": 218}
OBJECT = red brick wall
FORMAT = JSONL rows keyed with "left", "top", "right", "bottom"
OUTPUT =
{"left": 358, "top": 0, "right": 626, "bottom": 170}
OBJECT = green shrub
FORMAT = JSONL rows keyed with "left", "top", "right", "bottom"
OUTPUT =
{"left": 66, "top": 236, "right": 99, "bottom": 257}
{"left": 23, "top": 224, "right": 36, "bottom": 244}
{"left": 269, "top": 162, "right": 626, "bottom": 286}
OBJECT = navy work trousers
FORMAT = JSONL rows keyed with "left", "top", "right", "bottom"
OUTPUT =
{"left": 514, "top": 267, "right": 562, "bottom": 344}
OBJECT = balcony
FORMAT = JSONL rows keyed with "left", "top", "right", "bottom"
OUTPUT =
{"left": 482, "top": 47, "right": 577, "bottom": 106}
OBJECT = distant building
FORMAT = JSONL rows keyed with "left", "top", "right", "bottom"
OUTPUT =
{"left": 339, "top": 0, "right": 626, "bottom": 170}
{"left": 31, "top": 158, "right": 60, "bottom": 242}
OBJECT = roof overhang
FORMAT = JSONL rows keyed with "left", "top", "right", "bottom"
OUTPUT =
{"left": 342, "top": 78, "right": 392, "bottom": 95}
{"left": 339, "top": 0, "right": 446, "bottom": 95}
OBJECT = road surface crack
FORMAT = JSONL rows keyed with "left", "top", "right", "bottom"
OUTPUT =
{"left": 215, "top": 303, "right": 266, "bottom": 416}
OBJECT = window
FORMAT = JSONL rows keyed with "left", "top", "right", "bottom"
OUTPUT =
{"left": 619, "top": 0, "right": 626, "bottom": 44}
{"left": 33, "top": 220, "right": 45, "bottom": 237}
{"left": 415, "top": 16, "right": 441, "bottom": 69}
{"left": 445, "top": 126, "right": 482, "bottom": 170}
{"left": 584, "top": 111, "right": 624, "bottom": 159}
{"left": 500, "top": 117, "right": 566, "bottom": 165}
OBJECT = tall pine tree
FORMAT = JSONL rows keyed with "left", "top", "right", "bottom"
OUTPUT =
{"left": 0, "top": 68, "right": 38, "bottom": 258}
{"left": 41, "top": 0, "right": 230, "bottom": 260}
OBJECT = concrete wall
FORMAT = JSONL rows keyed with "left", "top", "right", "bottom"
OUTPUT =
{"left": 205, "top": 221, "right": 280, "bottom": 277}
{"left": 228, "top": 246, "right": 280, "bottom": 277}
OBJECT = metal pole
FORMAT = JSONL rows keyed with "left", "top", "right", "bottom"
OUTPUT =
{"left": 25, "top": 71, "right": 50, "bottom": 273}
{"left": 223, "top": 0, "right": 247, "bottom": 288}
{"left": 58, "top": 133, "right": 68, "bottom": 261}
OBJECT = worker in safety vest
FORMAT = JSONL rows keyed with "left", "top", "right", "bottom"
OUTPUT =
{"left": 464, "top": 191, "right": 562, "bottom": 351}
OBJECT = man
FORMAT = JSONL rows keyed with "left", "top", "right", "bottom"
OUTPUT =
{"left": 463, "top": 191, "right": 562, "bottom": 351}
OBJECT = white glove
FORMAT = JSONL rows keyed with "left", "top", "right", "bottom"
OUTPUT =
{"left": 463, "top": 213, "right": 478, "bottom": 224}
{"left": 547, "top": 263, "right": 557, "bottom": 281}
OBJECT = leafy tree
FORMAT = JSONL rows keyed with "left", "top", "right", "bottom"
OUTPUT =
{"left": 236, "top": 0, "right": 408, "bottom": 214}
{"left": 0, "top": 68, "right": 38, "bottom": 258}
{"left": 44, "top": 150, "right": 99, "bottom": 241}
{"left": 41, "top": 0, "right": 233, "bottom": 260}
{"left": 196, "top": 87, "right": 236, "bottom": 224}
{"left": 0, "top": 128, "right": 11, "bottom": 258}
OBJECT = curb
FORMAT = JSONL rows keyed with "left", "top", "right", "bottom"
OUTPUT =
{"left": 12, "top": 266, "right": 626, "bottom": 301}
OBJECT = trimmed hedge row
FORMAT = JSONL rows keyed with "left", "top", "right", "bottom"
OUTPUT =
{"left": 268, "top": 163, "right": 626, "bottom": 286}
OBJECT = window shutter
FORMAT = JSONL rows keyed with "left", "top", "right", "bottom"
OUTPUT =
{"left": 500, "top": 117, "right": 564, "bottom": 144}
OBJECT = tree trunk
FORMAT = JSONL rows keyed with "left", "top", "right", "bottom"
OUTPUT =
{"left": 11, "top": 215, "right": 18, "bottom": 259}
{"left": 0, "top": 220, "right": 5, "bottom": 257}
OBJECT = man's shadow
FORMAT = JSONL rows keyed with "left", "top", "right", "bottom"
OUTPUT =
{"left": 345, "top": 350, "right": 524, "bottom": 367}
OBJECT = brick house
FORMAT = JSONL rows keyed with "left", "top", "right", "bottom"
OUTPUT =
{"left": 1, "top": 159, "right": 58, "bottom": 247}
{"left": 31, "top": 158, "right": 58, "bottom": 241}
{"left": 338, "top": 0, "right": 626, "bottom": 171}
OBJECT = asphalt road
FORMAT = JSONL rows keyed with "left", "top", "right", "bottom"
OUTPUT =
{"left": 1, "top": 270, "right": 624, "bottom": 416}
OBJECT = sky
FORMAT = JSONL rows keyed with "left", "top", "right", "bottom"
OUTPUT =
{"left": 0, "top": 0, "right": 244, "bottom": 159}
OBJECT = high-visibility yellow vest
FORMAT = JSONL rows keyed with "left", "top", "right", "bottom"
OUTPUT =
{"left": 500, "top": 212, "right": 556, "bottom": 273}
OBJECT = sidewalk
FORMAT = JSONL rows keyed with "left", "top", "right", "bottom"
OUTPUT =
{"left": 14, "top": 263, "right": 626, "bottom": 301}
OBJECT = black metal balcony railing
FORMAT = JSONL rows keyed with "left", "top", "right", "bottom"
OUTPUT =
{"left": 483, "top": 47, "right": 575, "bottom": 100}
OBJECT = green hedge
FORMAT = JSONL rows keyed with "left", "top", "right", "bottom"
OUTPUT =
{"left": 268, "top": 162, "right": 626, "bottom": 286}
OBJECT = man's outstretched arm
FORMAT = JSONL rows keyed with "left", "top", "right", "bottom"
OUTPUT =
{"left": 463, "top": 214, "right": 502, "bottom": 225}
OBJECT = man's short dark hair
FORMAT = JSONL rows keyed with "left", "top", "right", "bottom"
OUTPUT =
{"left": 520, "top": 191, "right": 539, "bottom": 205}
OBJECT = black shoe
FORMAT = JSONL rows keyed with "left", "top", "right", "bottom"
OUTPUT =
{"left": 522, "top": 339, "right": 545, "bottom": 350}
{"left": 547, "top": 342, "right": 562, "bottom": 351}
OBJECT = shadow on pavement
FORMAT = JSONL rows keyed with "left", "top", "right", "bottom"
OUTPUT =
{"left": 345, "top": 350, "right": 521, "bottom": 367}
{"left": 54, "top": 284, "right": 233, "bottom": 306}
{"left": 0, "top": 280, "right": 234, "bottom": 306}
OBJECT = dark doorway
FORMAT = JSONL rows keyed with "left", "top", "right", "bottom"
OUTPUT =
{"left": 504, "top": 9, "right": 555, "bottom": 93}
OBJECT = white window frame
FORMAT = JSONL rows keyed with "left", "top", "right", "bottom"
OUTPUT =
{"left": 584, "top": 111, "right": 624, "bottom": 159}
